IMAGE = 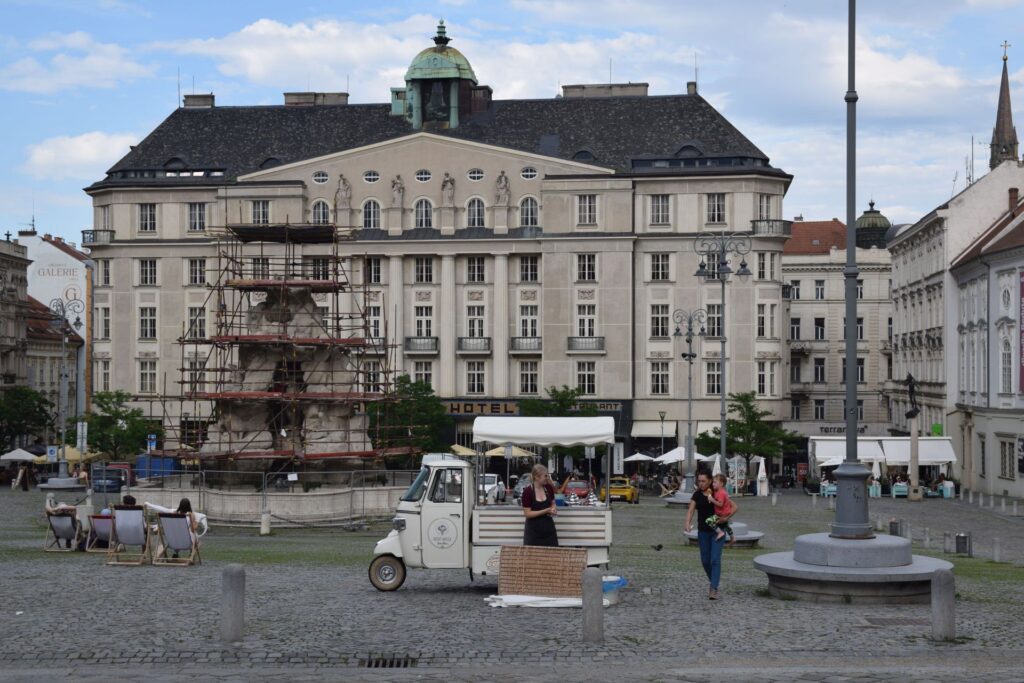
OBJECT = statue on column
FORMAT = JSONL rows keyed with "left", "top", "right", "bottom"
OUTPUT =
{"left": 391, "top": 175, "right": 405, "bottom": 208}
{"left": 495, "top": 170, "right": 510, "bottom": 205}
{"left": 904, "top": 373, "right": 920, "bottom": 418}
{"left": 441, "top": 172, "right": 455, "bottom": 206}
{"left": 334, "top": 174, "right": 352, "bottom": 213}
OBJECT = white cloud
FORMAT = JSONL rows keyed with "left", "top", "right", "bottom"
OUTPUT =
{"left": 0, "top": 31, "right": 151, "bottom": 93}
{"left": 23, "top": 131, "right": 137, "bottom": 180}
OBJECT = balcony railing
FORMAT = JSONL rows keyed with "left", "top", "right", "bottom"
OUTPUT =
{"left": 404, "top": 336, "right": 438, "bottom": 353}
{"left": 510, "top": 336, "right": 542, "bottom": 353}
{"left": 567, "top": 336, "right": 605, "bottom": 352}
{"left": 81, "top": 229, "right": 115, "bottom": 245}
{"left": 751, "top": 219, "right": 793, "bottom": 237}
{"left": 457, "top": 337, "right": 491, "bottom": 353}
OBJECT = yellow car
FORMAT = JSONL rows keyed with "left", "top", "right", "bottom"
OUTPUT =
{"left": 600, "top": 477, "right": 640, "bottom": 504}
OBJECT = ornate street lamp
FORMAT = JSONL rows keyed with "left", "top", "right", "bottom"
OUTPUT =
{"left": 48, "top": 297, "right": 84, "bottom": 480}
{"left": 673, "top": 307, "right": 706, "bottom": 492}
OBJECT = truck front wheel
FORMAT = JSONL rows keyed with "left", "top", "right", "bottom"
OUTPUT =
{"left": 369, "top": 555, "right": 407, "bottom": 591}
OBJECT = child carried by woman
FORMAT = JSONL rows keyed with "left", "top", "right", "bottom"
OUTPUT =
{"left": 704, "top": 473, "right": 738, "bottom": 544}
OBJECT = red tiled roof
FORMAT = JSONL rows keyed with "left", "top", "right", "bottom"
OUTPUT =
{"left": 25, "top": 296, "right": 83, "bottom": 345}
{"left": 41, "top": 234, "right": 90, "bottom": 262}
{"left": 782, "top": 219, "right": 846, "bottom": 254}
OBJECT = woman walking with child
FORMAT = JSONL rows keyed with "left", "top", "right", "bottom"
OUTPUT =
{"left": 685, "top": 471, "right": 736, "bottom": 600}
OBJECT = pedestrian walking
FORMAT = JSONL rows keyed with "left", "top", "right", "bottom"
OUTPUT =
{"left": 684, "top": 471, "right": 726, "bottom": 599}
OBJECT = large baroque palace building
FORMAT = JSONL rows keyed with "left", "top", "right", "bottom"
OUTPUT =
{"left": 83, "top": 22, "right": 793, "bottom": 453}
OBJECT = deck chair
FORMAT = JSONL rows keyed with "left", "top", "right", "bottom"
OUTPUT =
{"left": 107, "top": 505, "right": 150, "bottom": 566}
{"left": 152, "top": 512, "right": 201, "bottom": 566}
{"left": 86, "top": 514, "right": 113, "bottom": 553}
{"left": 44, "top": 512, "right": 81, "bottom": 552}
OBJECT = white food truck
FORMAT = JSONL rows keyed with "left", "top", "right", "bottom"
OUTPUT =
{"left": 368, "top": 416, "right": 616, "bottom": 591}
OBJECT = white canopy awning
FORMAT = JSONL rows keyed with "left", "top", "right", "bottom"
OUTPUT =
{"left": 0, "top": 448, "right": 37, "bottom": 462}
{"left": 630, "top": 420, "right": 673, "bottom": 438}
{"left": 654, "top": 446, "right": 687, "bottom": 464}
{"left": 624, "top": 453, "right": 654, "bottom": 462}
{"left": 810, "top": 437, "right": 886, "bottom": 464}
{"left": 880, "top": 438, "right": 957, "bottom": 465}
{"left": 472, "top": 416, "right": 615, "bottom": 447}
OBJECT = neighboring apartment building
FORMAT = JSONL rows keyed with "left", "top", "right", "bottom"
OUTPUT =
{"left": 82, "top": 22, "right": 794, "bottom": 454}
{"left": 781, "top": 209, "right": 893, "bottom": 457}
{"left": 0, "top": 237, "right": 29, "bottom": 397}
{"left": 949, "top": 186, "right": 1024, "bottom": 498}
{"left": 25, "top": 296, "right": 82, "bottom": 439}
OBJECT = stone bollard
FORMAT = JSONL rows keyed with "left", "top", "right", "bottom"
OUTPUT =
{"left": 771, "top": 492, "right": 778, "bottom": 507}
{"left": 260, "top": 512, "right": 271, "bottom": 536}
{"left": 923, "top": 528, "right": 930, "bottom": 549}
{"left": 1015, "top": 501, "right": 1019, "bottom": 517}
{"left": 978, "top": 493, "right": 984, "bottom": 507}
{"left": 931, "top": 569, "right": 956, "bottom": 641}
{"left": 1001, "top": 499, "right": 1006, "bottom": 514}
{"left": 582, "top": 567, "right": 604, "bottom": 644}
{"left": 943, "top": 531, "right": 952, "bottom": 553}
{"left": 875, "top": 516, "right": 885, "bottom": 532}
{"left": 812, "top": 493, "right": 818, "bottom": 508}
{"left": 904, "top": 523, "right": 912, "bottom": 541}
{"left": 993, "top": 537, "right": 1001, "bottom": 563}
{"left": 959, "top": 487, "right": 964, "bottom": 501}
{"left": 991, "top": 495, "right": 997, "bottom": 509}
{"left": 828, "top": 496, "right": 835, "bottom": 511}
{"left": 968, "top": 490, "right": 974, "bottom": 504}
{"left": 221, "top": 564, "right": 246, "bottom": 644}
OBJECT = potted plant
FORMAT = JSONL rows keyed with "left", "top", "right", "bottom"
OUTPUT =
{"left": 878, "top": 476, "right": 891, "bottom": 496}
{"left": 803, "top": 476, "right": 820, "bottom": 494}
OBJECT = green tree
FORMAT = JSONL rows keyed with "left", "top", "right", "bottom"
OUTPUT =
{"left": 85, "top": 391, "right": 155, "bottom": 460}
{"left": 694, "top": 391, "right": 798, "bottom": 472}
{"left": 368, "top": 375, "right": 452, "bottom": 467}
{"left": 0, "top": 386, "right": 53, "bottom": 449}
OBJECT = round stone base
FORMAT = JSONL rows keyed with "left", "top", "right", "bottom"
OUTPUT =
{"left": 794, "top": 532, "right": 912, "bottom": 567}
{"left": 685, "top": 522, "right": 763, "bottom": 548}
{"left": 38, "top": 477, "right": 87, "bottom": 491}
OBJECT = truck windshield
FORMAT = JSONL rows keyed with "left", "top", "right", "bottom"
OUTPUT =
{"left": 401, "top": 467, "right": 431, "bottom": 502}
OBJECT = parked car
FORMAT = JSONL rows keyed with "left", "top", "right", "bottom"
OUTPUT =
{"left": 561, "top": 479, "right": 591, "bottom": 499}
{"left": 90, "top": 462, "right": 134, "bottom": 493}
{"left": 599, "top": 476, "right": 640, "bottom": 504}
{"left": 479, "top": 473, "right": 506, "bottom": 502}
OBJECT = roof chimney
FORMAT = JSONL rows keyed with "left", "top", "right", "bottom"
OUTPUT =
{"left": 183, "top": 93, "right": 215, "bottom": 108}
{"left": 284, "top": 92, "right": 349, "bottom": 106}
{"left": 686, "top": 81, "right": 698, "bottom": 95}
{"left": 561, "top": 83, "right": 649, "bottom": 98}
{"left": 1010, "top": 187, "right": 1020, "bottom": 214}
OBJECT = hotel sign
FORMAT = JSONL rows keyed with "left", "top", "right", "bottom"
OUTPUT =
{"left": 444, "top": 399, "right": 625, "bottom": 417}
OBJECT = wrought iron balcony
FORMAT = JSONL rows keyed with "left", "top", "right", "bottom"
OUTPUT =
{"left": 510, "top": 336, "right": 543, "bottom": 354}
{"left": 750, "top": 219, "right": 793, "bottom": 237}
{"left": 81, "top": 229, "right": 115, "bottom": 245}
{"left": 404, "top": 336, "right": 438, "bottom": 353}
{"left": 567, "top": 336, "right": 605, "bottom": 352}
{"left": 457, "top": 337, "right": 491, "bottom": 354}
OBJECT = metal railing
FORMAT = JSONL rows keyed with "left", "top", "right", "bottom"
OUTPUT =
{"left": 750, "top": 219, "right": 793, "bottom": 236}
{"left": 567, "top": 336, "right": 605, "bottom": 352}
{"left": 404, "top": 336, "right": 439, "bottom": 352}
{"left": 81, "top": 229, "right": 115, "bottom": 245}
{"left": 457, "top": 337, "right": 491, "bottom": 353}
{"left": 510, "top": 336, "right": 542, "bottom": 352}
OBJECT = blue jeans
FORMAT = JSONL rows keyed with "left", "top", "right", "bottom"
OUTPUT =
{"left": 697, "top": 529, "right": 725, "bottom": 590}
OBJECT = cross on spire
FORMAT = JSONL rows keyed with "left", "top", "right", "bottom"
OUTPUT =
{"left": 3, "top": 231, "right": 10, "bottom": 241}
{"left": 1002, "top": 40, "right": 1011, "bottom": 61}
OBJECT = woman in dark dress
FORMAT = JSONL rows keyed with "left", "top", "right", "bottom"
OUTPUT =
{"left": 521, "top": 464, "right": 559, "bottom": 547}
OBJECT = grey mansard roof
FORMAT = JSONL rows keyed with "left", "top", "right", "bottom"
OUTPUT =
{"left": 90, "top": 94, "right": 789, "bottom": 190}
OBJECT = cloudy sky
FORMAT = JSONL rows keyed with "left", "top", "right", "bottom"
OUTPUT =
{"left": 1, "top": 0, "right": 1022, "bottom": 243}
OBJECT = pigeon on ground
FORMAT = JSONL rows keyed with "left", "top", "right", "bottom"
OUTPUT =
{"left": 650, "top": 544, "right": 663, "bottom": 551}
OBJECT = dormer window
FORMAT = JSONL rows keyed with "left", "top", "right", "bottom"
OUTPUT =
{"left": 573, "top": 150, "right": 595, "bottom": 161}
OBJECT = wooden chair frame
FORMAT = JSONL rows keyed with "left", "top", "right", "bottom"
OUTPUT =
{"left": 44, "top": 512, "right": 81, "bottom": 552}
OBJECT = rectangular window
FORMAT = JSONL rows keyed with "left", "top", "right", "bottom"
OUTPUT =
{"left": 1000, "top": 440, "right": 1015, "bottom": 479}
{"left": 706, "top": 304, "right": 722, "bottom": 337}
{"left": 188, "top": 258, "right": 206, "bottom": 286}
{"left": 519, "top": 305, "right": 538, "bottom": 337}
{"left": 815, "top": 280, "right": 825, "bottom": 300}
{"left": 414, "top": 306, "right": 433, "bottom": 337}
{"left": 100, "top": 205, "right": 111, "bottom": 230}
{"left": 467, "top": 361, "right": 485, "bottom": 394}
{"left": 413, "top": 361, "right": 433, "bottom": 388}
{"left": 365, "top": 257, "right": 381, "bottom": 284}
{"left": 790, "top": 399, "right": 801, "bottom": 420}
{"left": 814, "top": 357, "right": 826, "bottom": 383}
{"left": 650, "top": 253, "right": 670, "bottom": 281}
{"left": 414, "top": 257, "right": 433, "bottom": 284}
{"left": 187, "top": 306, "right": 206, "bottom": 340}
{"left": 703, "top": 255, "right": 720, "bottom": 280}
{"left": 307, "top": 257, "right": 330, "bottom": 281}
{"left": 650, "top": 194, "right": 670, "bottom": 225}
{"left": 857, "top": 357, "right": 865, "bottom": 383}
{"left": 768, "top": 253, "right": 777, "bottom": 280}
{"left": 139, "top": 360, "right": 157, "bottom": 393}
{"left": 757, "top": 361, "right": 767, "bottom": 396}
{"left": 576, "top": 361, "right": 596, "bottom": 395}
{"left": 758, "top": 194, "right": 772, "bottom": 220}
{"left": 814, "top": 317, "right": 826, "bottom": 340}
{"left": 757, "top": 304, "right": 766, "bottom": 338}
{"left": 366, "top": 306, "right": 382, "bottom": 339}
{"left": 843, "top": 399, "right": 865, "bottom": 421}
{"left": 186, "top": 359, "right": 204, "bottom": 393}
{"left": 317, "top": 306, "right": 330, "bottom": 331}
{"left": 857, "top": 317, "right": 864, "bottom": 341}
{"left": 790, "top": 359, "right": 802, "bottom": 383}
{"left": 706, "top": 193, "right": 726, "bottom": 223}
{"left": 139, "top": 259, "right": 157, "bottom": 286}
{"left": 577, "top": 304, "right": 596, "bottom": 337}
{"left": 857, "top": 279, "right": 864, "bottom": 299}
{"left": 790, "top": 280, "right": 801, "bottom": 300}
{"left": 769, "top": 304, "right": 777, "bottom": 338}
{"left": 887, "top": 316, "right": 893, "bottom": 340}
{"left": 252, "top": 200, "right": 270, "bottom": 225}
{"left": 576, "top": 253, "right": 596, "bottom": 281}
{"left": 99, "top": 259, "right": 111, "bottom": 286}
{"left": 979, "top": 436, "right": 986, "bottom": 477}
{"left": 139, "top": 307, "right": 157, "bottom": 340}
{"left": 187, "top": 203, "right": 206, "bottom": 232}
{"left": 96, "top": 307, "right": 111, "bottom": 340}
{"left": 814, "top": 399, "right": 826, "bottom": 420}
{"left": 251, "top": 257, "right": 270, "bottom": 279}
{"left": 705, "top": 361, "right": 721, "bottom": 395}
{"left": 519, "top": 361, "right": 538, "bottom": 395}
{"left": 138, "top": 203, "right": 156, "bottom": 232}
{"left": 467, "top": 256, "right": 485, "bottom": 283}
{"left": 887, "top": 355, "right": 893, "bottom": 381}
{"left": 757, "top": 253, "right": 767, "bottom": 280}
{"left": 519, "top": 255, "right": 539, "bottom": 282}
{"left": 364, "top": 360, "right": 382, "bottom": 393}
{"left": 467, "top": 305, "right": 485, "bottom": 338}
{"left": 577, "top": 195, "right": 597, "bottom": 225}
{"left": 790, "top": 317, "right": 801, "bottom": 340}
{"left": 98, "top": 360, "right": 110, "bottom": 392}
{"left": 650, "top": 304, "right": 669, "bottom": 338}
{"left": 650, "top": 361, "right": 669, "bottom": 395}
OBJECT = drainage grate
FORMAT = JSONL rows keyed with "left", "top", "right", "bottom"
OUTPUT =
{"left": 360, "top": 655, "right": 418, "bottom": 669}
{"left": 864, "top": 617, "right": 930, "bottom": 626}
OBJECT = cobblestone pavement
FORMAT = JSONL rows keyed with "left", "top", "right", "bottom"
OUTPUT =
{"left": 1, "top": 487, "right": 1022, "bottom": 681}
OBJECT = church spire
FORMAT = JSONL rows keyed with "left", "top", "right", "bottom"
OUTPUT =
{"left": 990, "top": 42, "right": 1019, "bottom": 170}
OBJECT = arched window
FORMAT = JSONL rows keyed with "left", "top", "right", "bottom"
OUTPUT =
{"left": 311, "top": 200, "right": 331, "bottom": 225}
{"left": 415, "top": 199, "right": 433, "bottom": 229}
{"left": 519, "top": 196, "right": 539, "bottom": 228}
{"left": 363, "top": 199, "right": 380, "bottom": 230}
{"left": 1001, "top": 337, "right": 1012, "bottom": 393}
{"left": 467, "top": 198, "right": 485, "bottom": 228}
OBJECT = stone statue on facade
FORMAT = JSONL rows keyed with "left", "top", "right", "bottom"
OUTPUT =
{"left": 391, "top": 175, "right": 405, "bottom": 208}
{"left": 495, "top": 170, "right": 510, "bottom": 205}
{"left": 334, "top": 174, "right": 352, "bottom": 211}
{"left": 904, "top": 372, "right": 920, "bottom": 418}
{"left": 441, "top": 172, "right": 455, "bottom": 206}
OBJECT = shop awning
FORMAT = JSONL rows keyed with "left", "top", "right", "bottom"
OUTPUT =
{"left": 810, "top": 437, "right": 886, "bottom": 464}
{"left": 473, "top": 416, "right": 615, "bottom": 447}
{"left": 880, "top": 438, "right": 957, "bottom": 465}
{"left": 630, "top": 420, "right": 673, "bottom": 438}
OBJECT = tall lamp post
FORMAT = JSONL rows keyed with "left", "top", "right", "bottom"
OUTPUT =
{"left": 658, "top": 409, "right": 666, "bottom": 459}
{"left": 695, "top": 233, "right": 751, "bottom": 471}
{"left": 49, "top": 297, "right": 84, "bottom": 479}
{"left": 673, "top": 308, "right": 706, "bottom": 492}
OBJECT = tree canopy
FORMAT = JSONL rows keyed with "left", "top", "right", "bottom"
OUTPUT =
{"left": 0, "top": 386, "right": 53, "bottom": 450}
{"left": 694, "top": 391, "right": 799, "bottom": 469}
{"left": 84, "top": 391, "right": 155, "bottom": 460}
{"left": 368, "top": 374, "right": 452, "bottom": 467}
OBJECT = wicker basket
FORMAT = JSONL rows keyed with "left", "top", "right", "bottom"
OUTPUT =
{"left": 497, "top": 546, "right": 587, "bottom": 597}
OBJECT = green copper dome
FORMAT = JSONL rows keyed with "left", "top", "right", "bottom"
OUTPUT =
{"left": 855, "top": 200, "right": 891, "bottom": 248}
{"left": 404, "top": 21, "right": 477, "bottom": 84}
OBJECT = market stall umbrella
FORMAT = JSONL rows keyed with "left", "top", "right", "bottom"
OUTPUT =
{"left": 623, "top": 453, "right": 654, "bottom": 462}
{"left": 695, "top": 452, "right": 718, "bottom": 462}
{"left": 484, "top": 444, "right": 534, "bottom": 457}
{"left": 756, "top": 456, "right": 769, "bottom": 496}
{"left": 62, "top": 447, "right": 96, "bottom": 463}
{"left": 871, "top": 459, "right": 881, "bottom": 479}
{"left": 0, "top": 448, "right": 37, "bottom": 462}
{"left": 711, "top": 454, "right": 722, "bottom": 477}
{"left": 653, "top": 446, "right": 686, "bottom": 464}
{"left": 450, "top": 444, "right": 476, "bottom": 456}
